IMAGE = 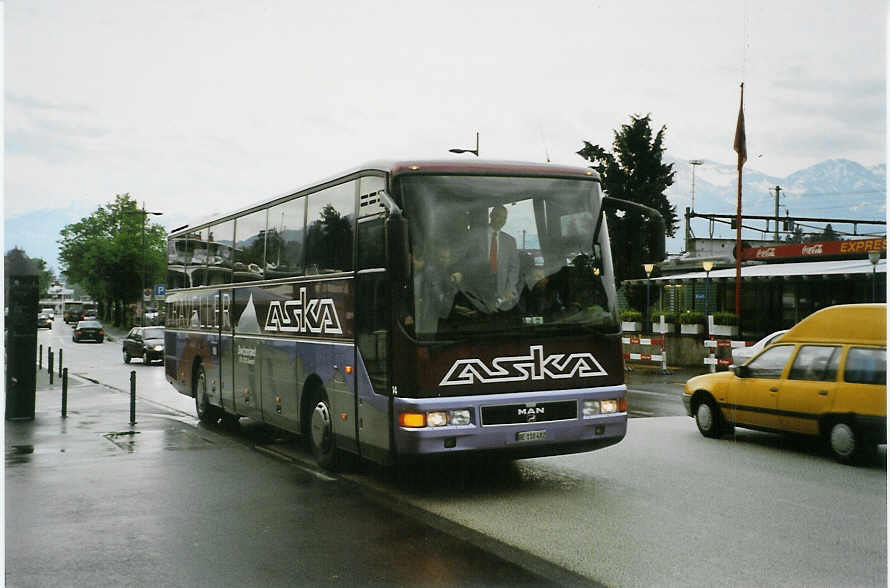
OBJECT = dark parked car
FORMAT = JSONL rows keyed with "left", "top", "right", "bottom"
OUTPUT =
{"left": 122, "top": 326, "right": 165, "bottom": 364}
{"left": 72, "top": 320, "right": 105, "bottom": 343}
{"left": 37, "top": 312, "right": 53, "bottom": 329}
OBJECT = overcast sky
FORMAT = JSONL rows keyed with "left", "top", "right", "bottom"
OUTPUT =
{"left": 3, "top": 0, "right": 887, "bottom": 258}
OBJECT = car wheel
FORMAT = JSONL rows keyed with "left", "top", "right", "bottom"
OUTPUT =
{"left": 308, "top": 391, "right": 340, "bottom": 471}
{"left": 123, "top": 349, "right": 131, "bottom": 364}
{"left": 828, "top": 421, "right": 862, "bottom": 465}
{"left": 695, "top": 396, "right": 723, "bottom": 438}
{"left": 194, "top": 365, "right": 219, "bottom": 425}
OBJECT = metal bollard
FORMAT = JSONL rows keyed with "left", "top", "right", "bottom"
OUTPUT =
{"left": 48, "top": 349, "right": 54, "bottom": 385}
{"left": 62, "top": 368, "right": 68, "bottom": 418}
{"left": 130, "top": 370, "right": 137, "bottom": 425}
{"left": 58, "top": 348, "right": 63, "bottom": 378}
{"left": 39, "top": 344, "right": 43, "bottom": 370}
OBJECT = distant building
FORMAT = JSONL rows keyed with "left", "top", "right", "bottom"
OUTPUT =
{"left": 627, "top": 236, "right": 886, "bottom": 337}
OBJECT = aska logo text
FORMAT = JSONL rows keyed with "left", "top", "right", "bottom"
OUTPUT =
{"left": 439, "top": 345, "right": 608, "bottom": 387}
{"left": 264, "top": 287, "right": 343, "bottom": 335}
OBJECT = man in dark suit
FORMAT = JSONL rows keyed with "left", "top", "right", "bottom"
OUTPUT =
{"left": 467, "top": 205, "right": 519, "bottom": 310}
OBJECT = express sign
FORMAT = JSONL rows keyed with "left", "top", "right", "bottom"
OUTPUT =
{"left": 742, "top": 238, "right": 886, "bottom": 261}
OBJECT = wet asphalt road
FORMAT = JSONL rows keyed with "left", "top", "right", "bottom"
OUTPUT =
{"left": 17, "top": 321, "right": 886, "bottom": 587}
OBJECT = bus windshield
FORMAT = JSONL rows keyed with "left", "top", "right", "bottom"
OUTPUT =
{"left": 398, "top": 174, "right": 619, "bottom": 340}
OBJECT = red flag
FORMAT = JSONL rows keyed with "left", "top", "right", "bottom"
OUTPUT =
{"left": 733, "top": 83, "right": 747, "bottom": 168}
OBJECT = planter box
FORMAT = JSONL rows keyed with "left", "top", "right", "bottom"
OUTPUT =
{"left": 709, "top": 324, "right": 739, "bottom": 337}
{"left": 680, "top": 323, "right": 704, "bottom": 335}
{"left": 621, "top": 321, "right": 642, "bottom": 332}
{"left": 653, "top": 322, "right": 676, "bottom": 334}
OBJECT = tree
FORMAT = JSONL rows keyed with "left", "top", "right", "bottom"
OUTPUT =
{"left": 577, "top": 114, "right": 677, "bottom": 284}
{"left": 58, "top": 194, "right": 166, "bottom": 326}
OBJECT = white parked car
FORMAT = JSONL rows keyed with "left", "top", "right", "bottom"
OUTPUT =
{"left": 731, "top": 329, "right": 789, "bottom": 365}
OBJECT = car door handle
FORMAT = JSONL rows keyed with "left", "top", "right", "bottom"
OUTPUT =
{"left": 818, "top": 390, "right": 829, "bottom": 396}
{"left": 769, "top": 387, "right": 778, "bottom": 393}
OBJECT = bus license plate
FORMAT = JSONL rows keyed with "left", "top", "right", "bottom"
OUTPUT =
{"left": 516, "top": 430, "right": 547, "bottom": 442}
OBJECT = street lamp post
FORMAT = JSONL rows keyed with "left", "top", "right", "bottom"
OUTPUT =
{"left": 702, "top": 260, "right": 714, "bottom": 319}
{"left": 868, "top": 250, "right": 881, "bottom": 302}
{"left": 127, "top": 203, "right": 163, "bottom": 327}
{"left": 643, "top": 263, "right": 655, "bottom": 333}
{"left": 449, "top": 131, "right": 480, "bottom": 156}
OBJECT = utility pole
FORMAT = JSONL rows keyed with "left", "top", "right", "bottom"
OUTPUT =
{"left": 773, "top": 185, "right": 782, "bottom": 241}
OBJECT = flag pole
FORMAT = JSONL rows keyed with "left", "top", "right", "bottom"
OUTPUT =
{"left": 733, "top": 82, "right": 747, "bottom": 318}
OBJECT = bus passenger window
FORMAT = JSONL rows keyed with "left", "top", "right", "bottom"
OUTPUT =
{"left": 266, "top": 198, "right": 306, "bottom": 279}
{"left": 207, "top": 220, "right": 234, "bottom": 285}
{"left": 305, "top": 181, "right": 355, "bottom": 274}
{"left": 234, "top": 210, "right": 267, "bottom": 283}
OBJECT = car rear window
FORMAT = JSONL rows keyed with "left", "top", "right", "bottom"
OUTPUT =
{"left": 844, "top": 347, "right": 887, "bottom": 385}
{"left": 788, "top": 346, "right": 841, "bottom": 382}
{"left": 79, "top": 321, "right": 101, "bottom": 328}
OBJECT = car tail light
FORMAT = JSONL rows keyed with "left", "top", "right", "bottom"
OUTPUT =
{"left": 76, "top": 330, "right": 82, "bottom": 335}
{"left": 99, "top": 330, "right": 104, "bottom": 335}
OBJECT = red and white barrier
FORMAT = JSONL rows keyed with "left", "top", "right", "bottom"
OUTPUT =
{"left": 622, "top": 335, "right": 669, "bottom": 373}
{"left": 703, "top": 337, "right": 753, "bottom": 372}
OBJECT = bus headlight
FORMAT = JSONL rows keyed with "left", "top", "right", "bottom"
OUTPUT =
{"left": 427, "top": 412, "right": 449, "bottom": 427}
{"left": 600, "top": 399, "right": 619, "bottom": 414}
{"left": 583, "top": 399, "right": 622, "bottom": 416}
{"left": 450, "top": 409, "right": 471, "bottom": 426}
{"left": 583, "top": 400, "right": 600, "bottom": 416}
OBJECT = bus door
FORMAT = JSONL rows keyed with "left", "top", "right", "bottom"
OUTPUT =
{"left": 354, "top": 212, "right": 392, "bottom": 463}
{"left": 231, "top": 286, "right": 263, "bottom": 421}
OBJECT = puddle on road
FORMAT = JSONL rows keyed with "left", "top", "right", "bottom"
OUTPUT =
{"left": 103, "top": 428, "right": 214, "bottom": 453}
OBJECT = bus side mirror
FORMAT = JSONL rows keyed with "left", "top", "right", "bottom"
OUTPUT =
{"left": 595, "top": 196, "right": 666, "bottom": 262}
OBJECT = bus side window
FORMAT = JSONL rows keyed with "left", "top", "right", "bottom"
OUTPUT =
{"left": 305, "top": 180, "right": 356, "bottom": 274}
{"left": 266, "top": 197, "right": 305, "bottom": 279}
{"left": 234, "top": 209, "right": 267, "bottom": 283}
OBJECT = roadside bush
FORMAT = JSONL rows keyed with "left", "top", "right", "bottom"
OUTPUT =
{"left": 653, "top": 311, "right": 677, "bottom": 323}
{"left": 620, "top": 309, "right": 642, "bottom": 322}
{"left": 713, "top": 311, "right": 739, "bottom": 325}
{"left": 678, "top": 310, "right": 706, "bottom": 324}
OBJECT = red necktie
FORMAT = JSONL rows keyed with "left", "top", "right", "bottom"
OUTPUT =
{"left": 489, "top": 232, "right": 498, "bottom": 272}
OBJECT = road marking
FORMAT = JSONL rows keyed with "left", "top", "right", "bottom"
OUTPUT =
{"left": 630, "top": 410, "right": 655, "bottom": 417}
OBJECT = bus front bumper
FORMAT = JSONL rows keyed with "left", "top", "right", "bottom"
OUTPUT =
{"left": 392, "top": 388, "right": 627, "bottom": 460}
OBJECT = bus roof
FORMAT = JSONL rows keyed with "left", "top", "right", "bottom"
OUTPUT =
{"left": 169, "top": 159, "right": 600, "bottom": 238}
{"left": 781, "top": 303, "right": 886, "bottom": 346}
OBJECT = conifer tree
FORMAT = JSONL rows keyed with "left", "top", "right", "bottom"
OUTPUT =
{"left": 577, "top": 114, "right": 677, "bottom": 283}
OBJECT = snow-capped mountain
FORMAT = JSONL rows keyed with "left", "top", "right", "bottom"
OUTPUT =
{"left": 663, "top": 156, "right": 886, "bottom": 247}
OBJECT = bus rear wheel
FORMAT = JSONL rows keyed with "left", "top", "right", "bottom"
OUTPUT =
{"left": 194, "top": 365, "right": 219, "bottom": 425}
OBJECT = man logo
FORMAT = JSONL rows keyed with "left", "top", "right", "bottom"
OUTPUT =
{"left": 518, "top": 406, "right": 545, "bottom": 422}
{"left": 440, "top": 345, "right": 607, "bottom": 387}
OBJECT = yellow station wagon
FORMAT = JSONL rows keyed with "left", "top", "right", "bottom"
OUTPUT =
{"left": 683, "top": 304, "right": 886, "bottom": 464}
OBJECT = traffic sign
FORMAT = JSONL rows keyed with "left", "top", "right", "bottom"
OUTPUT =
{"left": 154, "top": 284, "right": 166, "bottom": 297}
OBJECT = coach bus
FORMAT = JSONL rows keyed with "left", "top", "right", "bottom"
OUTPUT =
{"left": 165, "top": 159, "right": 664, "bottom": 469}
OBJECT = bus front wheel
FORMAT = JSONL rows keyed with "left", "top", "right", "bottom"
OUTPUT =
{"left": 309, "top": 392, "right": 339, "bottom": 471}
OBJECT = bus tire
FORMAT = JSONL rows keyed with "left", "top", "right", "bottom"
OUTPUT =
{"left": 194, "top": 365, "right": 219, "bottom": 425}
{"left": 308, "top": 390, "right": 339, "bottom": 471}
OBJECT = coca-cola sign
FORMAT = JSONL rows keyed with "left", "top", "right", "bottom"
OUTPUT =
{"left": 743, "top": 238, "right": 886, "bottom": 261}
{"left": 801, "top": 243, "right": 823, "bottom": 255}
